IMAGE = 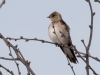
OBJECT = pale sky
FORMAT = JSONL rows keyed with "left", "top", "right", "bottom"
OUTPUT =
{"left": 0, "top": 0, "right": 100, "bottom": 75}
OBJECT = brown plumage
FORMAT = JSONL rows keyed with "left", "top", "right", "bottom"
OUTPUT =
{"left": 48, "top": 11, "right": 78, "bottom": 63}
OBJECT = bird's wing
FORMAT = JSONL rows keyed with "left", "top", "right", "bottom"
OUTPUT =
{"left": 59, "top": 20, "right": 72, "bottom": 45}
{"left": 59, "top": 20, "right": 78, "bottom": 63}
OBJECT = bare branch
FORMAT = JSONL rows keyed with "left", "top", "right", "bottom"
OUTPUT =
{"left": 0, "top": 71, "right": 3, "bottom": 75}
{"left": 0, "top": 0, "right": 5, "bottom": 8}
{"left": 81, "top": 39, "right": 87, "bottom": 49}
{"left": 0, "top": 57, "right": 19, "bottom": 61}
{"left": 5, "top": 36, "right": 99, "bottom": 74}
{"left": 84, "top": 0, "right": 95, "bottom": 75}
{"left": 76, "top": 51, "right": 100, "bottom": 62}
{"left": 73, "top": 45, "right": 98, "bottom": 75}
{"left": 6, "top": 37, "right": 55, "bottom": 45}
{"left": 67, "top": 57, "right": 76, "bottom": 75}
{"left": 0, "top": 64, "right": 14, "bottom": 75}
{"left": 8, "top": 47, "right": 21, "bottom": 75}
{"left": 94, "top": 0, "right": 100, "bottom": 3}
{"left": 6, "top": 37, "right": 100, "bottom": 62}
{"left": 0, "top": 33, "right": 36, "bottom": 75}
{"left": 87, "top": 0, "right": 94, "bottom": 52}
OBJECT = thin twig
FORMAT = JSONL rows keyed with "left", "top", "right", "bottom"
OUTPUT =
{"left": 0, "top": 64, "right": 14, "bottom": 75}
{"left": 73, "top": 45, "right": 98, "bottom": 75}
{"left": 87, "top": 0, "right": 94, "bottom": 53}
{"left": 0, "top": 71, "right": 3, "bottom": 75}
{"left": 66, "top": 57, "right": 76, "bottom": 75}
{"left": 8, "top": 47, "right": 21, "bottom": 75}
{"left": 76, "top": 51, "right": 100, "bottom": 62}
{"left": 6, "top": 37, "right": 55, "bottom": 45}
{"left": 85, "top": 0, "right": 94, "bottom": 75}
{"left": 0, "top": 57, "right": 19, "bottom": 61}
{"left": 0, "top": 0, "right": 5, "bottom": 8}
{"left": 94, "top": 0, "right": 100, "bottom": 3}
{"left": 81, "top": 39, "right": 87, "bottom": 49}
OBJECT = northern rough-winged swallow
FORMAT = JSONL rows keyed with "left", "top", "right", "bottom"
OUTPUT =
{"left": 48, "top": 11, "right": 78, "bottom": 63}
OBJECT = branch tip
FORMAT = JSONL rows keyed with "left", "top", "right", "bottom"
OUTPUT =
{"left": 89, "top": 25, "right": 92, "bottom": 29}
{"left": 81, "top": 39, "right": 84, "bottom": 42}
{"left": 93, "top": 12, "right": 95, "bottom": 16}
{"left": 41, "top": 40, "right": 45, "bottom": 43}
{"left": 9, "top": 53, "right": 12, "bottom": 56}
{"left": 15, "top": 45, "right": 18, "bottom": 48}
{"left": 26, "top": 39, "right": 29, "bottom": 42}
{"left": 20, "top": 36, "right": 23, "bottom": 39}
{"left": 0, "top": 34, "right": 2, "bottom": 38}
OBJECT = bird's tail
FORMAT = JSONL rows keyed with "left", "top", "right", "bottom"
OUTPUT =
{"left": 60, "top": 47, "right": 78, "bottom": 64}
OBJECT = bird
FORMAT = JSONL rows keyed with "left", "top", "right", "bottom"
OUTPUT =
{"left": 47, "top": 11, "right": 78, "bottom": 63}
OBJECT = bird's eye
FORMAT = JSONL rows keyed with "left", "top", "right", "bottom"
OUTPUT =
{"left": 52, "top": 14, "right": 55, "bottom": 17}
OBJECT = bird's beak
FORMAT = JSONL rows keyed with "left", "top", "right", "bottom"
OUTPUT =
{"left": 47, "top": 16, "right": 50, "bottom": 18}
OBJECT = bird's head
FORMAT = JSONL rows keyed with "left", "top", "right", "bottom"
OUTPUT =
{"left": 47, "top": 11, "right": 62, "bottom": 22}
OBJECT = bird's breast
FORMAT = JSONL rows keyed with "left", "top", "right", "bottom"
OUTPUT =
{"left": 48, "top": 24, "right": 61, "bottom": 44}
{"left": 48, "top": 22, "right": 69, "bottom": 45}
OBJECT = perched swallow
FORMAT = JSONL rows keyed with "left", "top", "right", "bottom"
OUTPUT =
{"left": 48, "top": 11, "right": 78, "bottom": 63}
